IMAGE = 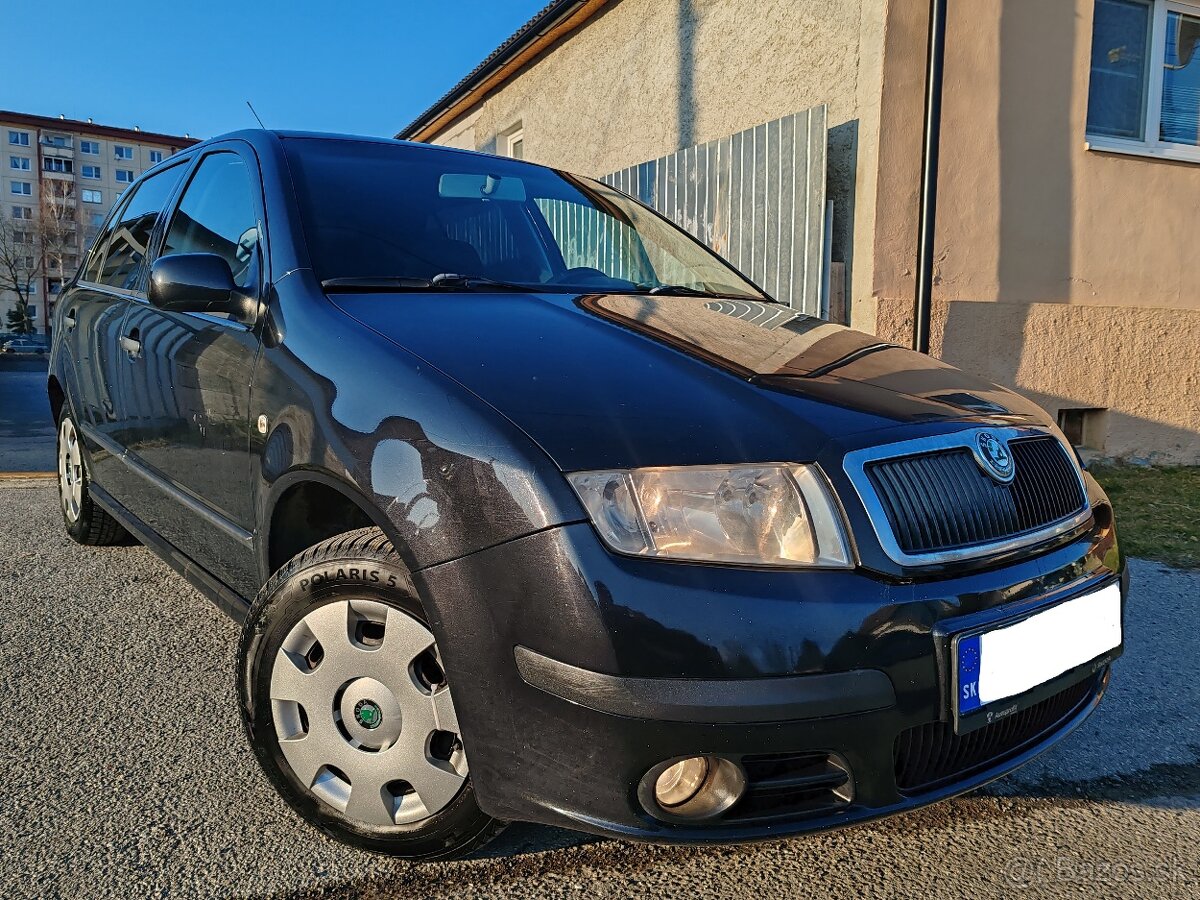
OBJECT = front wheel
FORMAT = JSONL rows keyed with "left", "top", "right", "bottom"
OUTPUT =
{"left": 237, "top": 527, "right": 504, "bottom": 859}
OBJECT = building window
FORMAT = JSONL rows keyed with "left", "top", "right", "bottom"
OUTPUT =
{"left": 114, "top": 145, "right": 134, "bottom": 160}
{"left": 115, "top": 169, "right": 135, "bottom": 183}
{"left": 12, "top": 205, "right": 32, "bottom": 219}
{"left": 80, "top": 140, "right": 100, "bottom": 155}
{"left": 8, "top": 131, "right": 30, "bottom": 146}
{"left": 88, "top": 211, "right": 104, "bottom": 226}
{"left": 9, "top": 156, "right": 30, "bottom": 170}
{"left": 504, "top": 127, "right": 525, "bottom": 160}
{"left": 44, "top": 134, "right": 70, "bottom": 148}
{"left": 11, "top": 181, "right": 32, "bottom": 196}
{"left": 81, "top": 164, "right": 101, "bottom": 179}
{"left": 82, "top": 189, "right": 103, "bottom": 204}
{"left": 43, "top": 158, "right": 73, "bottom": 174}
{"left": 148, "top": 150, "right": 164, "bottom": 164}
{"left": 1087, "top": 0, "right": 1200, "bottom": 159}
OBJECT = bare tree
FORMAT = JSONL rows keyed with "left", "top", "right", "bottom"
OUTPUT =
{"left": 0, "top": 217, "right": 42, "bottom": 335}
{"left": 40, "top": 178, "right": 81, "bottom": 324}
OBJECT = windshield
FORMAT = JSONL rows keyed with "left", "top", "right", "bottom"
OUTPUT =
{"left": 283, "top": 138, "right": 766, "bottom": 299}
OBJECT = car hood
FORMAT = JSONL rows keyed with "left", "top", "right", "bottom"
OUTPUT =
{"left": 330, "top": 292, "right": 1051, "bottom": 471}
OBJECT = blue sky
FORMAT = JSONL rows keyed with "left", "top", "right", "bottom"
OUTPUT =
{"left": 0, "top": 1, "right": 546, "bottom": 140}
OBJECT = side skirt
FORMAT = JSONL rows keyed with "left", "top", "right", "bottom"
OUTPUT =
{"left": 90, "top": 483, "right": 251, "bottom": 623}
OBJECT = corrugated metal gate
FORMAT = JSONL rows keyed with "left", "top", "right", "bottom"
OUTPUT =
{"left": 602, "top": 105, "right": 829, "bottom": 317}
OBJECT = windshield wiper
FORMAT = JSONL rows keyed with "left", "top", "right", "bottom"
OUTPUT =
{"left": 430, "top": 273, "right": 531, "bottom": 291}
{"left": 321, "top": 276, "right": 436, "bottom": 292}
{"left": 321, "top": 274, "right": 533, "bottom": 293}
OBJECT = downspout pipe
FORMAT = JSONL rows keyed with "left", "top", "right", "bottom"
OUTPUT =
{"left": 914, "top": 0, "right": 948, "bottom": 354}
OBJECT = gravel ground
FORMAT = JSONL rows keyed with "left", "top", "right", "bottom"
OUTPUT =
{"left": 1, "top": 479, "right": 1197, "bottom": 899}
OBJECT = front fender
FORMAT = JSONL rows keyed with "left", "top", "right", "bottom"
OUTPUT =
{"left": 250, "top": 275, "right": 586, "bottom": 576}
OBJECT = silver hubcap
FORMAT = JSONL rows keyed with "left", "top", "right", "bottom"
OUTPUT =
{"left": 270, "top": 599, "right": 468, "bottom": 826}
{"left": 58, "top": 418, "right": 83, "bottom": 523}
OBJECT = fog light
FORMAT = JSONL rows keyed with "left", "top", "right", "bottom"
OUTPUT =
{"left": 646, "top": 755, "right": 746, "bottom": 821}
{"left": 655, "top": 757, "right": 710, "bottom": 807}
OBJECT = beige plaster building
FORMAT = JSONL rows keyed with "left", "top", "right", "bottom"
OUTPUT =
{"left": 1, "top": 111, "right": 196, "bottom": 334}
{"left": 399, "top": 0, "right": 1200, "bottom": 464}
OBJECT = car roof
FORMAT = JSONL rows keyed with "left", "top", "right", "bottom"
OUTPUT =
{"left": 178, "top": 128, "right": 561, "bottom": 171}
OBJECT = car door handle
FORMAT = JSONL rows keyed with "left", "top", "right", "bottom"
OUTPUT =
{"left": 120, "top": 332, "right": 141, "bottom": 358}
{"left": 64, "top": 308, "right": 78, "bottom": 330}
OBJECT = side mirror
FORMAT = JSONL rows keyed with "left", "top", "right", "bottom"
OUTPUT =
{"left": 148, "top": 253, "right": 240, "bottom": 316}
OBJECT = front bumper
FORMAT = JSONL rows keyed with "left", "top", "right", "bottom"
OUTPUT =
{"left": 413, "top": 491, "right": 1125, "bottom": 842}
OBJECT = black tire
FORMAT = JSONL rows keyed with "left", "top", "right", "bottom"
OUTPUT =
{"left": 237, "top": 527, "right": 505, "bottom": 859}
{"left": 57, "top": 407, "right": 130, "bottom": 546}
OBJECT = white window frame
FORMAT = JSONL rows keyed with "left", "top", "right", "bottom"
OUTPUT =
{"left": 81, "top": 164, "right": 101, "bottom": 179}
{"left": 82, "top": 189, "right": 103, "bottom": 204}
{"left": 115, "top": 168, "right": 135, "bottom": 183}
{"left": 504, "top": 127, "right": 525, "bottom": 160}
{"left": 8, "top": 131, "right": 29, "bottom": 146}
{"left": 148, "top": 149, "right": 164, "bottom": 164}
{"left": 80, "top": 140, "right": 100, "bottom": 155}
{"left": 9, "top": 156, "right": 30, "bottom": 170}
{"left": 1087, "top": 0, "right": 1200, "bottom": 162}
{"left": 10, "top": 181, "right": 31, "bottom": 196}
{"left": 114, "top": 144, "right": 133, "bottom": 160}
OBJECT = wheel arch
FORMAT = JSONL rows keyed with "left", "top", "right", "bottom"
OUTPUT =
{"left": 262, "top": 469, "right": 419, "bottom": 580}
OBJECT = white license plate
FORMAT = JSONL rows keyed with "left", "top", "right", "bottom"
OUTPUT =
{"left": 956, "top": 583, "right": 1122, "bottom": 718}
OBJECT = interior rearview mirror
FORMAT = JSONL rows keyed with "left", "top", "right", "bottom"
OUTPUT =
{"left": 148, "top": 253, "right": 244, "bottom": 317}
{"left": 438, "top": 172, "right": 527, "bottom": 201}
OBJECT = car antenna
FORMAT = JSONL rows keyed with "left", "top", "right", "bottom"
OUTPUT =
{"left": 246, "top": 100, "right": 267, "bottom": 130}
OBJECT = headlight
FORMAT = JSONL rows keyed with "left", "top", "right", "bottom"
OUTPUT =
{"left": 568, "top": 464, "right": 851, "bottom": 567}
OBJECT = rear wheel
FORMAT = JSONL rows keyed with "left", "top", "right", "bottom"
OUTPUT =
{"left": 237, "top": 527, "right": 504, "bottom": 859}
{"left": 57, "top": 409, "right": 129, "bottom": 546}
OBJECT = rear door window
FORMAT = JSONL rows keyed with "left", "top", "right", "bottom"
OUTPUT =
{"left": 94, "top": 164, "right": 187, "bottom": 291}
{"left": 81, "top": 196, "right": 128, "bottom": 285}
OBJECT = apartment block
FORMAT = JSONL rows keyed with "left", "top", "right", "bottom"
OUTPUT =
{"left": 2, "top": 111, "right": 196, "bottom": 334}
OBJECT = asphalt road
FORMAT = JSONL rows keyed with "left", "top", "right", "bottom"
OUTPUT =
{"left": 1, "top": 479, "right": 1197, "bottom": 899}
{"left": 0, "top": 359, "right": 54, "bottom": 472}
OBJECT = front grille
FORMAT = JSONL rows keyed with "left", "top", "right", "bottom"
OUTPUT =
{"left": 725, "top": 751, "right": 852, "bottom": 824}
{"left": 893, "top": 676, "right": 1097, "bottom": 794}
{"left": 866, "top": 436, "right": 1086, "bottom": 557}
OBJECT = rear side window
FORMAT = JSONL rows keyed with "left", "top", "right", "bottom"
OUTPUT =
{"left": 160, "top": 152, "right": 260, "bottom": 292}
{"left": 94, "top": 164, "right": 186, "bottom": 290}
{"left": 81, "top": 198, "right": 126, "bottom": 284}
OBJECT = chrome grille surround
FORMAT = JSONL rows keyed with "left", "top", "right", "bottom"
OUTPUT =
{"left": 843, "top": 426, "right": 1091, "bottom": 567}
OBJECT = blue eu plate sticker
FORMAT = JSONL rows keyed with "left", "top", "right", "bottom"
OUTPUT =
{"left": 958, "top": 633, "right": 982, "bottom": 714}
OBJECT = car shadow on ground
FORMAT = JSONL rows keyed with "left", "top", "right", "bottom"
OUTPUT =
{"left": 263, "top": 760, "right": 1200, "bottom": 900}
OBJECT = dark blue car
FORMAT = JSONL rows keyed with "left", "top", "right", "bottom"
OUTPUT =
{"left": 49, "top": 131, "right": 1126, "bottom": 859}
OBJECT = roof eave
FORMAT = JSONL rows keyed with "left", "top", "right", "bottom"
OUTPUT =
{"left": 0, "top": 110, "right": 197, "bottom": 147}
{"left": 396, "top": 0, "right": 611, "bottom": 142}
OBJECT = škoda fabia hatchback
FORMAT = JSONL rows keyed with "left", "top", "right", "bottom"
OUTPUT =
{"left": 49, "top": 131, "right": 1125, "bottom": 859}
